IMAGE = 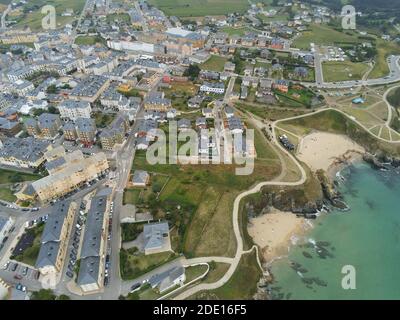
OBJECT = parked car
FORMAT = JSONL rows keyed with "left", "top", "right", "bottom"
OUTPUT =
{"left": 11, "top": 263, "right": 18, "bottom": 272}
{"left": 130, "top": 283, "right": 141, "bottom": 293}
{"left": 3, "top": 261, "right": 10, "bottom": 270}
{"left": 66, "top": 271, "right": 74, "bottom": 278}
{"left": 22, "top": 267, "right": 28, "bottom": 276}
{"left": 16, "top": 283, "right": 26, "bottom": 292}
{"left": 14, "top": 274, "right": 23, "bottom": 280}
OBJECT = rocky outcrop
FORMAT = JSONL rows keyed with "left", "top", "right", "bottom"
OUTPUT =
{"left": 363, "top": 153, "right": 392, "bottom": 170}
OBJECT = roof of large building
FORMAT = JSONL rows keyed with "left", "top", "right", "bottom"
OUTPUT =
{"left": 0, "top": 137, "right": 50, "bottom": 164}
{"left": 41, "top": 201, "right": 73, "bottom": 243}
{"left": 76, "top": 256, "right": 101, "bottom": 286}
{"left": 35, "top": 241, "right": 61, "bottom": 269}
{"left": 80, "top": 193, "right": 107, "bottom": 258}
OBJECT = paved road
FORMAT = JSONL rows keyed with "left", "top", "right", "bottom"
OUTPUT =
{"left": 0, "top": 4, "right": 11, "bottom": 29}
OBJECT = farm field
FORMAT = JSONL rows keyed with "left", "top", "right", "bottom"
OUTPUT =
{"left": 293, "top": 24, "right": 362, "bottom": 50}
{"left": 322, "top": 61, "right": 370, "bottom": 82}
{"left": 12, "top": 0, "right": 85, "bottom": 30}
{"left": 148, "top": 0, "right": 249, "bottom": 17}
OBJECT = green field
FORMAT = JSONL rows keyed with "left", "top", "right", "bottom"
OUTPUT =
{"left": 120, "top": 249, "right": 177, "bottom": 280}
{"left": 368, "top": 39, "right": 400, "bottom": 79}
{"left": 0, "top": 169, "right": 42, "bottom": 184}
{"left": 13, "top": 0, "right": 85, "bottom": 30}
{"left": 200, "top": 55, "right": 228, "bottom": 72}
{"left": 74, "top": 35, "right": 106, "bottom": 46}
{"left": 220, "top": 26, "right": 253, "bottom": 36}
{"left": 293, "top": 24, "right": 362, "bottom": 50}
{"left": 148, "top": 0, "right": 249, "bottom": 17}
{"left": 322, "top": 61, "right": 370, "bottom": 82}
{"left": 192, "top": 251, "right": 262, "bottom": 299}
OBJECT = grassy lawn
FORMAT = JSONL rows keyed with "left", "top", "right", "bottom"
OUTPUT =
{"left": 163, "top": 82, "right": 199, "bottom": 111}
{"left": 0, "top": 169, "right": 42, "bottom": 184}
{"left": 185, "top": 265, "right": 208, "bottom": 283}
{"left": 123, "top": 189, "right": 141, "bottom": 205}
{"left": 369, "top": 39, "right": 400, "bottom": 79}
{"left": 12, "top": 223, "right": 45, "bottom": 266}
{"left": 106, "top": 13, "right": 131, "bottom": 24}
{"left": 13, "top": 0, "right": 85, "bottom": 30}
{"left": 148, "top": 0, "right": 249, "bottom": 17}
{"left": 75, "top": 35, "right": 106, "bottom": 46}
{"left": 293, "top": 24, "right": 361, "bottom": 50}
{"left": 120, "top": 249, "right": 177, "bottom": 280}
{"left": 200, "top": 55, "right": 228, "bottom": 72}
{"left": 201, "top": 262, "right": 230, "bottom": 283}
{"left": 220, "top": 26, "right": 253, "bottom": 36}
{"left": 0, "top": 187, "right": 16, "bottom": 202}
{"left": 93, "top": 112, "right": 116, "bottom": 128}
{"left": 192, "top": 251, "right": 262, "bottom": 299}
{"left": 235, "top": 103, "right": 309, "bottom": 121}
{"left": 322, "top": 61, "right": 370, "bottom": 82}
{"left": 121, "top": 223, "right": 144, "bottom": 242}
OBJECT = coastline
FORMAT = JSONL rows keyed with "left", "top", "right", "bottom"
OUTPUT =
{"left": 249, "top": 131, "right": 366, "bottom": 266}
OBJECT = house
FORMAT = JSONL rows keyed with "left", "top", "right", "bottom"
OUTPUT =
{"left": 227, "top": 116, "right": 244, "bottom": 134}
{"left": 187, "top": 96, "right": 204, "bottom": 109}
{"left": 149, "top": 266, "right": 186, "bottom": 293}
{"left": 260, "top": 78, "right": 273, "bottom": 90}
{"left": 200, "top": 82, "right": 225, "bottom": 94}
{"left": 132, "top": 170, "right": 150, "bottom": 187}
{"left": 294, "top": 66, "right": 309, "bottom": 78}
{"left": 224, "top": 61, "right": 236, "bottom": 73}
{"left": 202, "top": 108, "right": 213, "bottom": 119}
{"left": 195, "top": 117, "right": 207, "bottom": 130}
{"left": 143, "top": 221, "right": 171, "bottom": 255}
{"left": 167, "top": 109, "right": 177, "bottom": 119}
{"left": 136, "top": 136, "right": 150, "bottom": 150}
{"left": 199, "top": 70, "right": 220, "bottom": 81}
{"left": 273, "top": 80, "right": 289, "bottom": 93}
{"left": 144, "top": 91, "right": 172, "bottom": 112}
{"left": 177, "top": 118, "right": 191, "bottom": 132}
{"left": 224, "top": 106, "right": 235, "bottom": 118}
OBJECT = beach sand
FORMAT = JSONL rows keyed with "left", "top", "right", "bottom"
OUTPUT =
{"left": 248, "top": 209, "right": 308, "bottom": 262}
{"left": 297, "top": 131, "right": 365, "bottom": 174}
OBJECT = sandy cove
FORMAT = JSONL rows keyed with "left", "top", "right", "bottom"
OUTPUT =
{"left": 248, "top": 209, "right": 310, "bottom": 262}
{"left": 248, "top": 131, "right": 365, "bottom": 262}
{"left": 297, "top": 131, "right": 365, "bottom": 177}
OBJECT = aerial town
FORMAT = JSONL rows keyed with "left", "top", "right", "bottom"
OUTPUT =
{"left": 0, "top": 0, "right": 400, "bottom": 302}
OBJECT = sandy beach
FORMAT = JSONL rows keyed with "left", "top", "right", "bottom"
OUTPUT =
{"left": 248, "top": 209, "right": 309, "bottom": 262}
{"left": 297, "top": 131, "right": 365, "bottom": 174}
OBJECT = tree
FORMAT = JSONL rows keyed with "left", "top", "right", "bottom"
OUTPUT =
{"left": 31, "top": 289, "right": 57, "bottom": 300}
{"left": 184, "top": 64, "right": 201, "bottom": 80}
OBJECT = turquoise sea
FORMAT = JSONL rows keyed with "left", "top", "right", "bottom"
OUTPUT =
{"left": 269, "top": 162, "right": 400, "bottom": 300}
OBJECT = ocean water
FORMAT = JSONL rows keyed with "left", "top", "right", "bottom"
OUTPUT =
{"left": 269, "top": 162, "right": 400, "bottom": 300}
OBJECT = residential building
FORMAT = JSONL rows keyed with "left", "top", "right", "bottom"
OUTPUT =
{"left": 100, "top": 113, "right": 130, "bottom": 150}
{"left": 143, "top": 221, "right": 171, "bottom": 255}
{"left": 36, "top": 201, "right": 77, "bottom": 275}
{"left": 200, "top": 82, "right": 225, "bottom": 94}
{"left": 149, "top": 266, "right": 186, "bottom": 293}
{"left": 131, "top": 170, "right": 150, "bottom": 187}
{"left": 0, "top": 137, "right": 51, "bottom": 169}
{"left": 16, "top": 151, "right": 109, "bottom": 203}
{"left": 58, "top": 100, "right": 92, "bottom": 121}
{"left": 144, "top": 91, "right": 172, "bottom": 112}
{"left": 77, "top": 188, "right": 112, "bottom": 293}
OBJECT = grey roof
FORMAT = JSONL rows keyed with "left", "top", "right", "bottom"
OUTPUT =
{"left": 0, "top": 137, "right": 50, "bottom": 164}
{"left": 45, "top": 157, "right": 66, "bottom": 172}
{"left": 80, "top": 194, "right": 107, "bottom": 258}
{"left": 36, "top": 241, "right": 61, "bottom": 269}
{"left": 132, "top": 170, "right": 149, "bottom": 185}
{"left": 76, "top": 256, "right": 101, "bottom": 286}
{"left": 40, "top": 201, "right": 73, "bottom": 243}
{"left": 76, "top": 117, "right": 96, "bottom": 133}
{"left": 149, "top": 266, "right": 185, "bottom": 291}
{"left": 38, "top": 113, "right": 60, "bottom": 129}
{"left": 143, "top": 221, "right": 169, "bottom": 251}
